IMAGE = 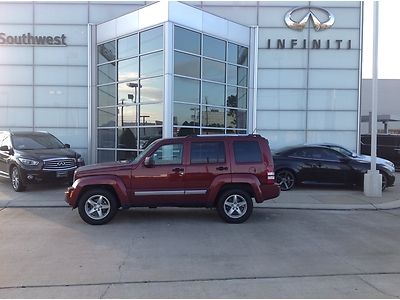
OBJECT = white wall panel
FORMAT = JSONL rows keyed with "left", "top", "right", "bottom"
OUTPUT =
{"left": 34, "top": 25, "right": 87, "bottom": 46}
{"left": 258, "top": 7, "right": 292, "bottom": 27}
{"left": 258, "top": 130, "right": 306, "bottom": 150}
{"left": 89, "top": 4, "right": 144, "bottom": 24}
{"left": 201, "top": 6, "right": 257, "bottom": 27}
{"left": 34, "top": 86, "right": 87, "bottom": 108}
{"left": 0, "top": 25, "right": 33, "bottom": 36}
{"left": 35, "top": 108, "right": 87, "bottom": 128}
{"left": 138, "top": 1, "right": 168, "bottom": 30}
{"left": 169, "top": 1, "right": 203, "bottom": 32}
{"left": 309, "top": 69, "right": 359, "bottom": 89}
{"left": 307, "top": 130, "right": 357, "bottom": 151}
{"left": 258, "top": 69, "right": 307, "bottom": 89}
{"left": 0, "top": 86, "right": 33, "bottom": 107}
{"left": 37, "top": 127, "right": 88, "bottom": 149}
{"left": 97, "top": 20, "right": 117, "bottom": 44}
{"left": 308, "top": 89, "right": 358, "bottom": 111}
{"left": 258, "top": 49, "right": 308, "bottom": 68}
{"left": 34, "top": 66, "right": 87, "bottom": 86}
{"left": 257, "top": 111, "right": 306, "bottom": 130}
{"left": 313, "top": 2, "right": 360, "bottom": 8}
{"left": 309, "top": 29, "right": 360, "bottom": 49}
{"left": 0, "top": 66, "right": 33, "bottom": 85}
{"left": 309, "top": 50, "right": 360, "bottom": 69}
{"left": 0, "top": 47, "right": 33, "bottom": 65}
{"left": 257, "top": 89, "right": 307, "bottom": 110}
{"left": 0, "top": 108, "right": 32, "bottom": 127}
{"left": 34, "top": 46, "right": 87, "bottom": 66}
{"left": 34, "top": 3, "right": 88, "bottom": 24}
{"left": 116, "top": 11, "right": 139, "bottom": 38}
{"left": 202, "top": 11, "right": 228, "bottom": 39}
{"left": 307, "top": 111, "right": 357, "bottom": 130}
{"left": 0, "top": 3, "right": 33, "bottom": 23}
{"left": 258, "top": 2, "right": 309, "bottom": 7}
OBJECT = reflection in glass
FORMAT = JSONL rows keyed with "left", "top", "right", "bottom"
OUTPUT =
{"left": 227, "top": 42, "right": 248, "bottom": 66}
{"left": 98, "top": 63, "right": 115, "bottom": 85}
{"left": 202, "top": 128, "right": 224, "bottom": 135}
{"left": 203, "top": 59, "right": 225, "bottom": 83}
{"left": 174, "top": 26, "right": 201, "bottom": 54}
{"left": 227, "top": 129, "right": 246, "bottom": 135}
{"left": 227, "top": 86, "right": 247, "bottom": 109}
{"left": 174, "top": 52, "right": 200, "bottom": 78}
{"left": 118, "top": 58, "right": 138, "bottom": 82}
{"left": 227, "top": 43, "right": 237, "bottom": 64}
{"left": 98, "top": 41, "right": 115, "bottom": 64}
{"left": 98, "top": 84, "right": 115, "bottom": 107}
{"left": 98, "top": 107, "right": 116, "bottom": 127}
{"left": 98, "top": 150, "right": 115, "bottom": 163}
{"left": 174, "top": 127, "right": 200, "bottom": 137}
{"left": 203, "top": 35, "right": 225, "bottom": 61}
{"left": 117, "top": 105, "right": 137, "bottom": 126}
{"left": 98, "top": 129, "right": 115, "bottom": 148}
{"left": 117, "top": 150, "right": 137, "bottom": 161}
{"left": 118, "top": 128, "right": 137, "bottom": 149}
{"left": 140, "top": 51, "right": 163, "bottom": 78}
{"left": 118, "top": 82, "right": 139, "bottom": 105}
{"left": 237, "top": 66, "right": 248, "bottom": 87}
{"left": 238, "top": 45, "right": 248, "bottom": 66}
{"left": 173, "top": 103, "right": 200, "bottom": 126}
{"left": 139, "top": 127, "right": 162, "bottom": 149}
{"left": 227, "top": 65, "right": 237, "bottom": 85}
{"left": 202, "top": 82, "right": 225, "bottom": 106}
{"left": 118, "top": 34, "right": 138, "bottom": 59}
{"left": 140, "top": 103, "right": 163, "bottom": 125}
{"left": 227, "top": 109, "right": 247, "bottom": 129}
{"left": 174, "top": 76, "right": 200, "bottom": 104}
{"left": 202, "top": 106, "right": 224, "bottom": 128}
{"left": 140, "top": 76, "right": 163, "bottom": 103}
{"left": 140, "top": 26, "right": 163, "bottom": 54}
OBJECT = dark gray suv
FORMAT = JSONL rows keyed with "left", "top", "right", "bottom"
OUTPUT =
{"left": 0, "top": 131, "right": 85, "bottom": 192}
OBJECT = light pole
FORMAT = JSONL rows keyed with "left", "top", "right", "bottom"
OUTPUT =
{"left": 364, "top": 1, "right": 382, "bottom": 197}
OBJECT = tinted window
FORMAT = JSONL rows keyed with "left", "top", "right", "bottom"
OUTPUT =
{"left": 140, "top": 26, "right": 163, "bottom": 54}
{"left": 174, "top": 52, "right": 200, "bottom": 78}
{"left": 233, "top": 141, "right": 262, "bottom": 163}
{"left": 174, "top": 26, "right": 201, "bottom": 54}
{"left": 152, "top": 143, "right": 183, "bottom": 165}
{"left": 203, "top": 35, "right": 225, "bottom": 61}
{"left": 118, "top": 34, "right": 138, "bottom": 59}
{"left": 190, "top": 142, "right": 225, "bottom": 164}
{"left": 12, "top": 134, "right": 64, "bottom": 150}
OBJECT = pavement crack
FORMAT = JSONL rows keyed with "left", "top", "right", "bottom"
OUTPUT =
{"left": 358, "top": 275, "right": 399, "bottom": 298}
{"left": 117, "top": 235, "right": 136, "bottom": 283}
{"left": 99, "top": 283, "right": 111, "bottom": 299}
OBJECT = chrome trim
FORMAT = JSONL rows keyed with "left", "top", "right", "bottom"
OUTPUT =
{"left": 134, "top": 189, "right": 207, "bottom": 196}
{"left": 185, "top": 190, "right": 207, "bottom": 195}
{"left": 285, "top": 7, "right": 335, "bottom": 31}
{"left": 43, "top": 166, "right": 77, "bottom": 172}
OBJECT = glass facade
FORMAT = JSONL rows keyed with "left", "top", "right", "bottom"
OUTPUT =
{"left": 173, "top": 26, "right": 249, "bottom": 137}
{"left": 96, "top": 26, "right": 164, "bottom": 162}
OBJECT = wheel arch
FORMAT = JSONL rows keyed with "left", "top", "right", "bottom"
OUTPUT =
{"left": 213, "top": 183, "right": 254, "bottom": 206}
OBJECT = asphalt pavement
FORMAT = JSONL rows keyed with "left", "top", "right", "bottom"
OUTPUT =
{"left": 0, "top": 173, "right": 399, "bottom": 210}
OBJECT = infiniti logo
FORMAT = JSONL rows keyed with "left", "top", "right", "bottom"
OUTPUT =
{"left": 285, "top": 7, "right": 335, "bottom": 31}
{"left": 57, "top": 161, "right": 66, "bottom": 167}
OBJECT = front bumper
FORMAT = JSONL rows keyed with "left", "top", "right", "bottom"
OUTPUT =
{"left": 20, "top": 167, "right": 76, "bottom": 185}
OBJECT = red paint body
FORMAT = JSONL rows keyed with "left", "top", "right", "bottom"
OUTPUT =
{"left": 65, "top": 135, "right": 280, "bottom": 209}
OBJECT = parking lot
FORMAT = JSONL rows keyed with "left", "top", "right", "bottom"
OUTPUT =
{"left": 0, "top": 175, "right": 400, "bottom": 298}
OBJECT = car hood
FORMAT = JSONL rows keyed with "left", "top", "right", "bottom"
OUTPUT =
{"left": 354, "top": 154, "right": 395, "bottom": 169}
{"left": 16, "top": 148, "right": 78, "bottom": 160}
{"left": 75, "top": 161, "right": 135, "bottom": 177}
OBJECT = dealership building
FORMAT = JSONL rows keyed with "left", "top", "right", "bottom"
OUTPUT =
{"left": 0, "top": 1, "right": 362, "bottom": 164}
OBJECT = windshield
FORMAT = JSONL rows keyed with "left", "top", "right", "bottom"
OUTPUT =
{"left": 12, "top": 134, "right": 65, "bottom": 150}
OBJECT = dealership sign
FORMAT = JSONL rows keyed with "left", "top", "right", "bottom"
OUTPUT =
{"left": 267, "top": 6, "right": 353, "bottom": 50}
{"left": 0, "top": 33, "right": 66, "bottom": 46}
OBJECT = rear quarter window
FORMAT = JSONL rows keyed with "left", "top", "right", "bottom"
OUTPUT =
{"left": 233, "top": 141, "right": 262, "bottom": 163}
{"left": 190, "top": 142, "right": 225, "bottom": 164}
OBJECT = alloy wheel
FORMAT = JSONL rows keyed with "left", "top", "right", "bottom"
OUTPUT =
{"left": 276, "top": 170, "right": 295, "bottom": 191}
{"left": 223, "top": 194, "right": 247, "bottom": 219}
{"left": 84, "top": 195, "right": 111, "bottom": 220}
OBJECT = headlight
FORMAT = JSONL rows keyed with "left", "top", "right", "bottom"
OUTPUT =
{"left": 18, "top": 158, "right": 40, "bottom": 166}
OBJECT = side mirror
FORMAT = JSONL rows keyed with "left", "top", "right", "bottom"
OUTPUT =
{"left": 0, "top": 145, "right": 9, "bottom": 152}
{"left": 64, "top": 144, "right": 71, "bottom": 149}
{"left": 144, "top": 156, "right": 154, "bottom": 167}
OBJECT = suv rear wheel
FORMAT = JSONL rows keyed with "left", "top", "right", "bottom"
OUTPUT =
{"left": 217, "top": 189, "right": 253, "bottom": 223}
{"left": 78, "top": 189, "right": 118, "bottom": 225}
{"left": 10, "top": 166, "right": 25, "bottom": 192}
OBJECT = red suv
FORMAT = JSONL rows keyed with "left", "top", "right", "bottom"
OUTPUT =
{"left": 65, "top": 135, "right": 280, "bottom": 224}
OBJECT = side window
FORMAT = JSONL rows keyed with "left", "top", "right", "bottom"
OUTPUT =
{"left": 0, "top": 135, "right": 11, "bottom": 148}
{"left": 311, "top": 148, "right": 342, "bottom": 161}
{"left": 151, "top": 143, "right": 183, "bottom": 165}
{"left": 190, "top": 142, "right": 225, "bottom": 164}
{"left": 233, "top": 141, "right": 262, "bottom": 163}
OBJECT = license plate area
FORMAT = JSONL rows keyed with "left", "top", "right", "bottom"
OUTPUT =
{"left": 56, "top": 171, "right": 68, "bottom": 178}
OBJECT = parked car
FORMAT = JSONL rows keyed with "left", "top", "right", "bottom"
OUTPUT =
{"left": 65, "top": 134, "right": 280, "bottom": 225}
{"left": 361, "top": 134, "right": 400, "bottom": 171}
{"left": 313, "top": 143, "right": 396, "bottom": 171}
{"left": 0, "top": 131, "right": 85, "bottom": 192}
{"left": 273, "top": 145, "right": 396, "bottom": 191}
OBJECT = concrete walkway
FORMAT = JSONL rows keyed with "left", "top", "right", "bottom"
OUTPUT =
{"left": 0, "top": 174, "right": 399, "bottom": 210}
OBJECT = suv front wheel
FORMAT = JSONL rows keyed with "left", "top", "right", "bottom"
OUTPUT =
{"left": 10, "top": 166, "right": 25, "bottom": 192}
{"left": 217, "top": 189, "right": 253, "bottom": 223}
{"left": 78, "top": 189, "right": 118, "bottom": 225}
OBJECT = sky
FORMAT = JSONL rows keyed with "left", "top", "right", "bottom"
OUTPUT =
{"left": 362, "top": 0, "right": 400, "bottom": 79}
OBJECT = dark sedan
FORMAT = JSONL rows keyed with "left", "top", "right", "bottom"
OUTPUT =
{"left": 273, "top": 145, "right": 396, "bottom": 191}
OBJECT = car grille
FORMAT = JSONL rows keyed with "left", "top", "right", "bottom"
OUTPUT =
{"left": 43, "top": 158, "right": 76, "bottom": 170}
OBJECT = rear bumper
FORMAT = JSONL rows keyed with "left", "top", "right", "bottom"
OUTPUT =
{"left": 257, "top": 183, "right": 281, "bottom": 203}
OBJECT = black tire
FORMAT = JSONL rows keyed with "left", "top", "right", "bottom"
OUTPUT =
{"left": 217, "top": 189, "right": 253, "bottom": 224}
{"left": 275, "top": 169, "right": 296, "bottom": 191}
{"left": 78, "top": 189, "right": 118, "bottom": 225}
{"left": 381, "top": 172, "right": 388, "bottom": 191}
{"left": 10, "top": 166, "right": 25, "bottom": 192}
